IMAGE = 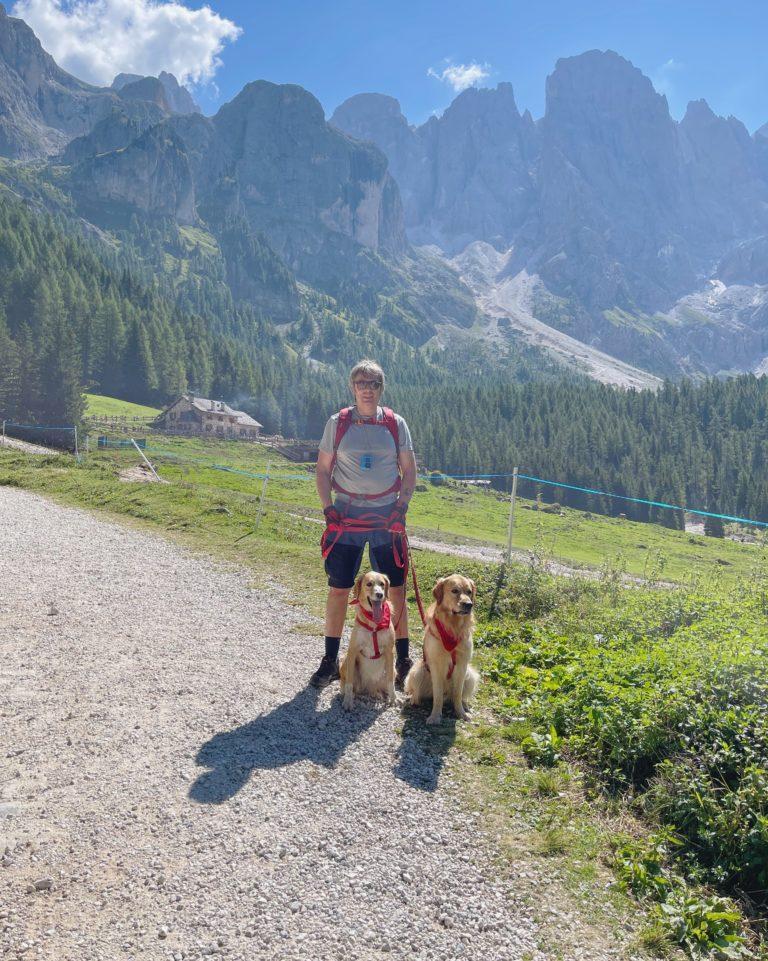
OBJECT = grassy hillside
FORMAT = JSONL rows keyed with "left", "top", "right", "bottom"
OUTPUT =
{"left": 79, "top": 431, "right": 765, "bottom": 588}
{"left": 84, "top": 393, "right": 161, "bottom": 419}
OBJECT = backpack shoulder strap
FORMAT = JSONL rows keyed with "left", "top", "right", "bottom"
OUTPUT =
{"left": 381, "top": 407, "right": 400, "bottom": 458}
{"left": 332, "top": 407, "right": 353, "bottom": 454}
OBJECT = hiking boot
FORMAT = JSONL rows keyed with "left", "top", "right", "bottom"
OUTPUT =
{"left": 309, "top": 655, "right": 340, "bottom": 689}
{"left": 395, "top": 656, "right": 413, "bottom": 691}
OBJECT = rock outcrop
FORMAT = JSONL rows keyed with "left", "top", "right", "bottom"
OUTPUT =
{"left": 157, "top": 72, "right": 200, "bottom": 115}
{"left": 331, "top": 83, "right": 537, "bottom": 252}
{"left": 112, "top": 71, "right": 200, "bottom": 115}
{"left": 0, "top": 2, "right": 117, "bottom": 157}
{"left": 209, "top": 81, "right": 406, "bottom": 270}
{"left": 61, "top": 101, "right": 167, "bottom": 165}
{"left": 71, "top": 125, "right": 196, "bottom": 225}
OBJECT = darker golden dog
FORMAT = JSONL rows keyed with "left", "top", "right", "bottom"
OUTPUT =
{"left": 405, "top": 574, "right": 479, "bottom": 724}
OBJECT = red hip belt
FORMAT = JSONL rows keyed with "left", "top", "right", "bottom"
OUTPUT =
{"left": 321, "top": 511, "right": 427, "bottom": 628}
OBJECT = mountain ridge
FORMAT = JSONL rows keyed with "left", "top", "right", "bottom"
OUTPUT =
{"left": 0, "top": 9, "right": 764, "bottom": 382}
{"left": 332, "top": 50, "right": 768, "bottom": 377}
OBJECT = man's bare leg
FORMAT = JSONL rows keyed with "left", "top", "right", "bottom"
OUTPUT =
{"left": 325, "top": 586, "right": 350, "bottom": 637}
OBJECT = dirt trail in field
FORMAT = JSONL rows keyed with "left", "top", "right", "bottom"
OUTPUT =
{"left": 1, "top": 488, "right": 646, "bottom": 961}
{"left": 0, "top": 436, "right": 61, "bottom": 456}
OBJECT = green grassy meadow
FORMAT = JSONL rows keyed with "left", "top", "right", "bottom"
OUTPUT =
{"left": 98, "top": 428, "right": 765, "bottom": 589}
{"left": 84, "top": 392, "right": 161, "bottom": 419}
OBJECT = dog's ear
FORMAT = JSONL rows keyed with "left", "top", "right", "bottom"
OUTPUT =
{"left": 381, "top": 573, "right": 390, "bottom": 598}
{"left": 433, "top": 577, "right": 445, "bottom": 603}
{"left": 468, "top": 578, "right": 476, "bottom": 600}
{"left": 352, "top": 573, "right": 364, "bottom": 602}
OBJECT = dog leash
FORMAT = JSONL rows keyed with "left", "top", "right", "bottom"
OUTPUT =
{"left": 323, "top": 512, "right": 427, "bottom": 630}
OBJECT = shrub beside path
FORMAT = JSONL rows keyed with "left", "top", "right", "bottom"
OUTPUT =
{"left": 0, "top": 488, "right": 628, "bottom": 961}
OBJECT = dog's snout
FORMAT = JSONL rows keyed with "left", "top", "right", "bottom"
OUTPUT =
{"left": 373, "top": 587, "right": 385, "bottom": 599}
{"left": 461, "top": 599, "right": 474, "bottom": 610}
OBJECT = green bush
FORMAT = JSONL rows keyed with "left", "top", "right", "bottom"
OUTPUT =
{"left": 482, "top": 582, "right": 768, "bottom": 954}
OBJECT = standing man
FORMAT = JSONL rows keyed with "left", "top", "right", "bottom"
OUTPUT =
{"left": 311, "top": 359, "right": 417, "bottom": 690}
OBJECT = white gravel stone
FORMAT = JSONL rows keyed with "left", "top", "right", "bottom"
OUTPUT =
{"left": 0, "top": 488, "right": 554, "bottom": 961}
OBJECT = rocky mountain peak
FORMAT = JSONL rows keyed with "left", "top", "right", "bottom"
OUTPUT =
{"left": 113, "top": 71, "right": 200, "bottom": 115}
{"left": 331, "top": 92, "right": 407, "bottom": 126}
{"left": 157, "top": 71, "right": 200, "bottom": 114}
{"left": 545, "top": 49, "right": 672, "bottom": 141}
{"left": 0, "top": 3, "right": 117, "bottom": 157}
{"left": 331, "top": 80, "right": 537, "bottom": 251}
{"left": 206, "top": 80, "right": 406, "bottom": 264}
{"left": 329, "top": 93, "right": 411, "bottom": 149}
{"left": 682, "top": 98, "right": 717, "bottom": 126}
{"left": 111, "top": 73, "right": 143, "bottom": 90}
{"left": 216, "top": 79, "right": 327, "bottom": 133}
{"left": 118, "top": 76, "right": 172, "bottom": 112}
{"left": 441, "top": 81, "right": 520, "bottom": 123}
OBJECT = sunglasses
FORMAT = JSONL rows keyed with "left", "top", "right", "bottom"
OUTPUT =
{"left": 353, "top": 380, "right": 382, "bottom": 390}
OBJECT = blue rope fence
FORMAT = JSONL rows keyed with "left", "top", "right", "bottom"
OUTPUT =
{"left": 515, "top": 473, "right": 768, "bottom": 529}
{"left": 4, "top": 423, "right": 76, "bottom": 431}
{"left": 203, "top": 463, "right": 768, "bottom": 530}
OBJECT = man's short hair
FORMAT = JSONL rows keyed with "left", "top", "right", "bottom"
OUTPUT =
{"left": 349, "top": 359, "right": 385, "bottom": 394}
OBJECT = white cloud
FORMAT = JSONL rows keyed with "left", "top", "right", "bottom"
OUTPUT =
{"left": 651, "top": 58, "right": 682, "bottom": 98}
{"left": 11, "top": 0, "right": 242, "bottom": 87}
{"left": 428, "top": 60, "right": 491, "bottom": 93}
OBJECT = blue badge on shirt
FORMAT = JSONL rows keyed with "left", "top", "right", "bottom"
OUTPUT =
{"left": 360, "top": 454, "right": 373, "bottom": 471}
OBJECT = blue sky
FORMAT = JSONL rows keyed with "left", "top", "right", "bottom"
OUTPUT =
{"left": 197, "top": 0, "right": 768, "bottom": 130}
{"left": 15, "top": 0, "right": 768, "bottom": 131}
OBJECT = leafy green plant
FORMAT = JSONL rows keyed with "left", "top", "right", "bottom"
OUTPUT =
{"left": 614, "top": 831, "right": 677, "bottom": 901}
{"left": 522, "top": 727, "right": 562, "bottom": 767}
{"left": 656, "top": 890, "right": 748, "bottom": 959}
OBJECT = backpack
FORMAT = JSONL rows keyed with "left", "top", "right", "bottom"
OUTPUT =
{"left": 330, "top": 406, "right": 402, "bottom": 501}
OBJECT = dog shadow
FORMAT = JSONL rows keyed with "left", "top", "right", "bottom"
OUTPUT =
{"left": 393, "top": 702, "right": 458, "bottom": 792}
{"left": 189, "top": 685, "right": 380, "bottom": 805}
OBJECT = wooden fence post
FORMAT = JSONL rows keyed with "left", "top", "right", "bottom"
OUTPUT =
{"left": 505, "top": 467, "right": 519, "bottom": 566}
{"left": 253, "top": 461, "right": 271, "bottom": 534}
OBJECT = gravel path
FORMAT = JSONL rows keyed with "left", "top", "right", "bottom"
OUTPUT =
{"left": 0, "top": 437, "right": 61, "bottom": 456}
{"left": 0, "top": 488, "right": 545, "bottom": 961}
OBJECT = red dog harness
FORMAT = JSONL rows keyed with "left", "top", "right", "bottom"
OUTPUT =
{"left": 330, "top": 406, "right": 402, "bottom": 501}
{"left": 321, "top": 514, "right": 427, "bottom": 630}
{"left": 424, "top": 617, "right": 461, "bottom": 679}
{"left": 350, "top": 600, "right": 392, "bottom": 659}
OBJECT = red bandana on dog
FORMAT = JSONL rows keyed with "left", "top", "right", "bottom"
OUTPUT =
{"left": 425, "top": 617, "right": 460, "bottom": 679}
{"left": 353, "top": 601, "right": 392, "bottom": 659}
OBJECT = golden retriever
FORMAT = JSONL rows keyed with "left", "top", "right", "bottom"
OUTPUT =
{"left": 405, "top": 574, "right": 479, "bottom": 725}
{"left": 339, "top": 571, "right": 396, "bottom": 710}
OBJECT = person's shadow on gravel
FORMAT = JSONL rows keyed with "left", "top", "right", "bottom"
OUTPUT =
{"left": 189, "top": 686, "right": 379, "bottom": 804}
{"left": 393, "top": 703, "right": 457, "bottom": 792}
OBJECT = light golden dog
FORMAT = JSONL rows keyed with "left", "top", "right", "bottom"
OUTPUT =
{"left": 405, "top": 574, "right": 479, "bottom": 725}
{"left": 339, "top": 571, "right": 396, "bottom": 710}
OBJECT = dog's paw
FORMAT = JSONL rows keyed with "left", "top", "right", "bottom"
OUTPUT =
{"left": 342, "top": 696, "right": 354, "bottom": 711}
{"left": 426, "top": 713, "right": 442, "bottom": 726}
{"left": 454, "top": 708, "right": 469, "bottom": 721}
{"left": 386, "top": 687, "right": 396, "bottom": 706}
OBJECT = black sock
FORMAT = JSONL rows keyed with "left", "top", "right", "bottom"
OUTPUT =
{"left": 396, "top": 637, "right": 410, "bottom": 661}
{"left": 324, "top": 636, "right": 341, "bottom": 660}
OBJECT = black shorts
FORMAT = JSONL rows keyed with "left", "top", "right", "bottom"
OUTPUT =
{"left": 324, "top": 539, "right": 406, "bottom": 590}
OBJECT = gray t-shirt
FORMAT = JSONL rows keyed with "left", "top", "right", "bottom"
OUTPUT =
{"left": 320, "top": 406, "right": 414, "bottom": 507}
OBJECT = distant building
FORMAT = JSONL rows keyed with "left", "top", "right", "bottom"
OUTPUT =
{"left": 155, "top": 394, "right": 262, "bottom": 439}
